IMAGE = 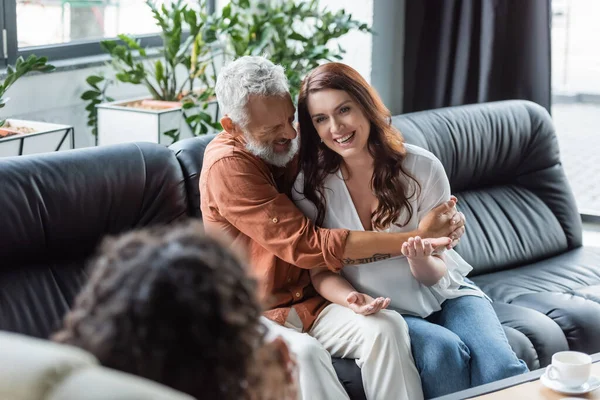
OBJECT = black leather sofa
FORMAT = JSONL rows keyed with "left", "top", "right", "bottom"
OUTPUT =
{"left": 0, "top": 142, "right": 189, "bottom": 338}
{"left": 1, "top": 100, "right": 598, "bottom": 399}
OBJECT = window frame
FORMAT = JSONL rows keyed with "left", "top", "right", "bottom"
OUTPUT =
{"left": 1, "top": 0, "right": 216, "bottom": 68}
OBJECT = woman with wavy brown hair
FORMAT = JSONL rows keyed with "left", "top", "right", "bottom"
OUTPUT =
{"left": 53, "top": 220, "right": 297, "bottom": 400}
{"left": 293, "top": 62, "right": 528, "bottom": 399}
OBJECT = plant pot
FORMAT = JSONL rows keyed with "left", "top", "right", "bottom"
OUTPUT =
{"left": 0, "top": 119, "right": 75, "bottom": 158}
{"left": 96, "top": 96, "right": 219, "bottom": 146}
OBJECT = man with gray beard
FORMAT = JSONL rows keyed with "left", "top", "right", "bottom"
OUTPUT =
{"left": 200, "top": 56, "right": 466, "bottom": 400}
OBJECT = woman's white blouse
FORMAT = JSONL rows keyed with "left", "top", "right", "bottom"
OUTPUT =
{"left": 292, "top": 143, "right": 485, "bottom": 318}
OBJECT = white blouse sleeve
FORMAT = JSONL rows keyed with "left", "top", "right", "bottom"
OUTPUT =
{"left": 414, "top": 155, "right": 474, "bottom": 291}
{"left": 416, "top": 156, "right": 451, "bottom": 217}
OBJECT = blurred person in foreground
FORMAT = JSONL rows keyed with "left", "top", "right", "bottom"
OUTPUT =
{"left": 53, "top": 220, "right": 298, "bottom": 400}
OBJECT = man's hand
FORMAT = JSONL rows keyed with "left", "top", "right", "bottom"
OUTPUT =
{"left": 418, "top": 195, "right": 466, "bottom": 249}
{"left": 346, "top": 291, "right": 391, "bottom": 315}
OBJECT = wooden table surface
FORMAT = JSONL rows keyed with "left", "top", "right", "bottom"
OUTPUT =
{"left": 432, "top": 353, "right": 600, "bottom": 400}
{"left": 474, "top": 362, "right": 600, "bottom": 399}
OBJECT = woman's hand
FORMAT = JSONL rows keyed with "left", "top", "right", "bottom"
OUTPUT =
{"left": 402, "top": 236, "right": 448, "bottom": 286}
{"left": 401, "top": 236, "right": 443, "bottom": 258}
{"left": 346, "top": 291, "right": 391, "bottom": 315}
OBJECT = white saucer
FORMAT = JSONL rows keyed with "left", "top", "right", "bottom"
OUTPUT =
{"left": 540, "top": 373, "right": 600, "bottom": 395}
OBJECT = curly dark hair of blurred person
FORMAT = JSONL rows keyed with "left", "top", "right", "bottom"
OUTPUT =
{"left": 52, "top": 220, "right": 266, "bottom": 400}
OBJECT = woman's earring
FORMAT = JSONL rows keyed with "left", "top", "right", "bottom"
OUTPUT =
{"left": 320, "top": 139, "right": 323, "bottom": 143}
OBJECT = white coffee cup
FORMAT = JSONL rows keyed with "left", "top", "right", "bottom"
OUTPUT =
{"left": 546, "top": 351, "right": 592, "bottom": 388}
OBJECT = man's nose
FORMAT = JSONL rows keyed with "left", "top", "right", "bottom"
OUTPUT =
{"left": 283, "top": 123, "right": 297, "bottom": 139}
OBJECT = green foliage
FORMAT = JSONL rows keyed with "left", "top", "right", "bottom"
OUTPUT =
{"left": 81, "top": 74, "right": 114, "bottom": 139}
{"left": 82, "top": 0, "right": 221, "bottom": 140}
{"left": 216, "top": 0, "right": 371, "bottom": 100}
{"left": 0, "top": 55, "right": 55, "bottom": 127}
{"left": 83, "top": 0, "right": 370, "bottom": 142}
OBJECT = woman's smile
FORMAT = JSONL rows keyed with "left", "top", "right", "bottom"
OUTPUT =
{"left": 333, "top": 131, "right": 356, "bottom": 146}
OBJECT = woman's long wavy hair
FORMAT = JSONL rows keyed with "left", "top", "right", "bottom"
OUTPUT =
{"left": 297, "top": 63, "right": 420, "bottom": 230}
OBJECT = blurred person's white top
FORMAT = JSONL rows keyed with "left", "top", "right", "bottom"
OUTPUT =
{"left": 292, "top": 143, "right": 486, "bottom": 318}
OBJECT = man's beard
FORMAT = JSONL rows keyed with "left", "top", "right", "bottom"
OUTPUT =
{"left": 244, "top": 133, "right": 299, "bottom": 168}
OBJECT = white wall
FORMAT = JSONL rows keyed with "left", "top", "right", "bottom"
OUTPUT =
{"left": 371, "top": 0, "right": 405, "bottom": 115}
{"left": 318, "top": 0, "right": 404, "bottom": 114}
{"left": 318, "top": 0, "right": 374, "bottom": 83}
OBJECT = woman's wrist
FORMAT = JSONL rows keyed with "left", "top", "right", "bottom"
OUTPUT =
{"left": 408, "top": 256, "right": 447, "bottom": 286}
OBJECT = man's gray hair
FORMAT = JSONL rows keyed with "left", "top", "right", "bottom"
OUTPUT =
{"left": 215, "top": 56, "right": 290, "bottom": 127}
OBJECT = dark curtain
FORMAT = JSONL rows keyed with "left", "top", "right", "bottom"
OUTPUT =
{"left": 403, "top": 0, "right": 551, "bottom": 113}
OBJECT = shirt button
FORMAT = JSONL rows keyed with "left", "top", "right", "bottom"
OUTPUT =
{"left": 287, "top": 278, "right": 292, "bottom": 283}
{"left": 295, "top": 292, "right": 301, "bottom": 298}
{"left": 272, "top": 217, "right": 278, "bottom": 223}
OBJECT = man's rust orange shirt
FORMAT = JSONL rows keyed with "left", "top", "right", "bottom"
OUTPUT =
{"left": 199, "top": 132, "right": 349, "bottom": 331}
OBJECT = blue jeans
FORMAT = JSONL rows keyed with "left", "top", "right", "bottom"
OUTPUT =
{"left": 403, "top": 295, "right": 529, "bottom": 399}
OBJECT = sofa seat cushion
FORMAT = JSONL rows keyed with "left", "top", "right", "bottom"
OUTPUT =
{"left": 492, "top": 302, "right": 568, "bottom": 369}
{"left": 472, "top": 247, "right": 600, "bottom": 302}
{"left": 332, "top": 358, "right": 366, "bottom": 400}
{"left": 472, "top": 246, "right": 600, "bottom": 356}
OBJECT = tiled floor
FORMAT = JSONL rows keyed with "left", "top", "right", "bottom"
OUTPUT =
{"left": 551, "top": 103, "right": 600, "bottom": 215}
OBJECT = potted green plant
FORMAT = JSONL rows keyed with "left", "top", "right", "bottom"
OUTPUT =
{"left": 84, "top": 0, "right": 222, "bottom": 146}
{"left": 0, "top": 56, "right": 73, "bottom": 157}
{"left": 215, "top": 0, "right": 371, "bottom": 100}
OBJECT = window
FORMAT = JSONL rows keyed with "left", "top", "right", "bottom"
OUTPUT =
{"left": 1, "top": 0, "right": 216, "bottom": 67}
{"left": 551, "top": 0, "right": 600, "bottom": 218}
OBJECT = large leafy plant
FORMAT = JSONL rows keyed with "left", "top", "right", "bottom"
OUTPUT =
{"left": 215, "top": 0, "right": 371, "bottom": 99}
{"left": 82, "top": 0, "right": 221, "bottom": 141}
{"left": 0, "top": 55, "right": 55, "bottom": 127}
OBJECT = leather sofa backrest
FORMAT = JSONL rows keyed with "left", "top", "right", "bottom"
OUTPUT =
{"left": 393, "top": 100, "right": 582, "bottom": 275}
{"left": 0, "top": 331, "right": 194, "bottom": 400}
{"left": 0, "top": 142, "right": 188, "bottom": 337}
{"left": 170, "top": 134, "right": 217, "bottom": 218}
{"left": 170, "top": 101, "right": 582, "bottom": 276}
